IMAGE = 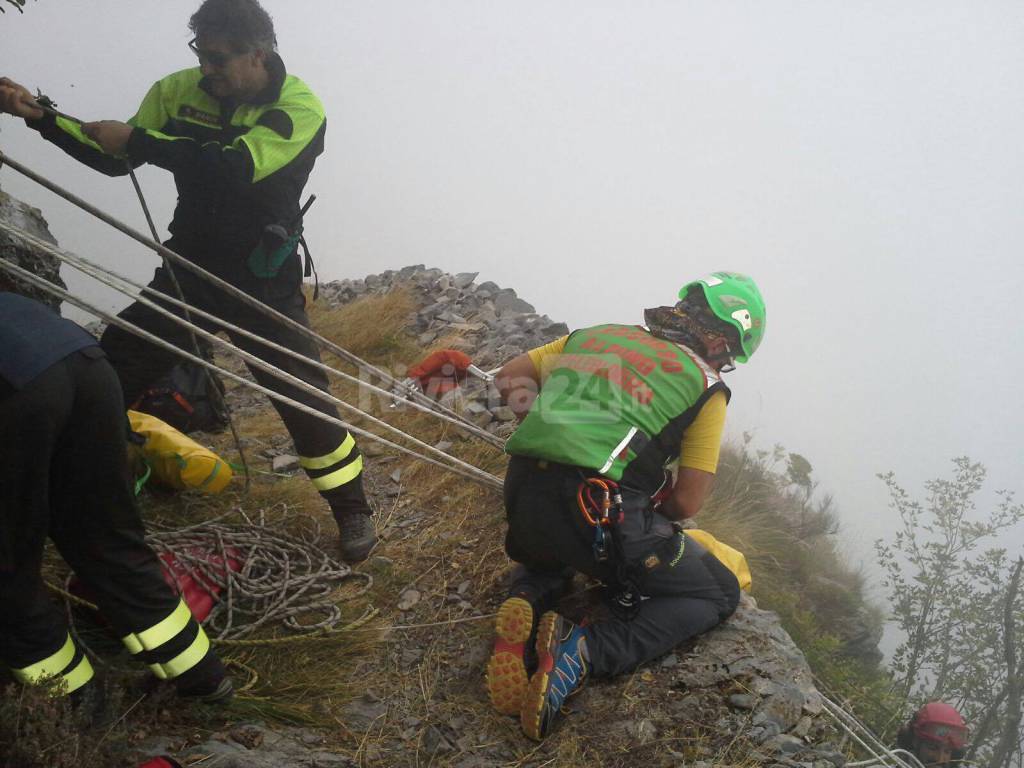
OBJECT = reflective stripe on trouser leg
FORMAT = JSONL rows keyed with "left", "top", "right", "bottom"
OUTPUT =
{"left": 120, "top": 598, "right": 213, "bottom": 680}
{"left": 300, "top": 434, "right": 364, "bottom": 491}
{"left": 11, "top": 632, "right": 94, "bottom": 695}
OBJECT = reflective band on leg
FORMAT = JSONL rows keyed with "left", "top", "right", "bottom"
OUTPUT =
{"left": 299, "top": 433, "right": 355, "bottom": 470}
{"left": 310, "top": 454, "right": 363, "bottom": 491}
{"left": 121, "top": 599, "right": 192, "bottom": 655}
{"left": 148, "top": 625, "right": 210, "bottom": 680}
{"left": 61, "top": 654, "right": 95, "bottom": 694}
{"left": 12, "top": 633, "right": 76, "bottom": 683}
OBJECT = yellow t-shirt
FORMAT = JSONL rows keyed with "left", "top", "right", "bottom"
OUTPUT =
{"left": 526, "top": 335, "right": 726, "bottom": 473}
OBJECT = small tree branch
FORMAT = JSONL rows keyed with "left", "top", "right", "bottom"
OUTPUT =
{"left": 986, "top": 557, "right": 1023, "bottom": 768}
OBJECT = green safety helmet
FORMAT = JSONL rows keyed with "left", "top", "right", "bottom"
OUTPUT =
{"left": 678, "top": 272, "right": 766, "bottom": 363}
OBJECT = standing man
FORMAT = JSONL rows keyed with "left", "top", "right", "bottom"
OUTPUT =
{"left": 0, "top": 0, "right": 376, "bottom": 562}
{"left": 486, "top": 272, "right": 766, "bottom": 740}
{"left": 0, "top": 286, "right": 231, "bottom": 702}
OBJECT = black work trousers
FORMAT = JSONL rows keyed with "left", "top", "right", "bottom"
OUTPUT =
{"left": 0, "top": 350, "right": 217, "bottom": 687}
{"left": 503, "top": 455, "right": 740, "bottom": 678}
{"left": 99, "top": 261, "right": 367, "bottom": 514}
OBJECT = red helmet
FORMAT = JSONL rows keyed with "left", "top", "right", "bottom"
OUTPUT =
{"left": 912, "top": 702, "right": 968, "bottom": 750}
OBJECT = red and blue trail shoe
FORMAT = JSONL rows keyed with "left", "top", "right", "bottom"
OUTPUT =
{"left": 520, "top": 611, "right": 588, "bottom": 740}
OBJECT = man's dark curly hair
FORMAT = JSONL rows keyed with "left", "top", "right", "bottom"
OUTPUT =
{"left": 189, "top": 0, "right": 277, "bottom": 53}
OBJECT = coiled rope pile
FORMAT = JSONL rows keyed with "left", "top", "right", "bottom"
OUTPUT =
{"left": 145, "top": 505, "right": 374, "bottom": 642}
{"left": 56, "top": 504, "right": 377, "bottom": 657}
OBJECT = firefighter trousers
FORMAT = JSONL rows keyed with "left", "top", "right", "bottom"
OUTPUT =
{"left": 503, "top": 455, "right": 740, "bottom": 678}
{"left": 99, "top": 262, "right": 369, "bottom": 519}
{"left": 0, "top": 349, "right": 224, "bottom": 693}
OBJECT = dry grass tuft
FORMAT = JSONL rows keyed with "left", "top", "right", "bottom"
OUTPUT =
{"left": 308, "top": 287, "right": 420, "bottom": 367}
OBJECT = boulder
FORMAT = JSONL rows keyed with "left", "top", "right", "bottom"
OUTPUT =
{"left": 0, "top": 186, "right": 67, "bottom": 311}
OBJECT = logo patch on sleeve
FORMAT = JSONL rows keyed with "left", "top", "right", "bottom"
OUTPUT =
{"left": 178, "top": 105, "right": 220, "bottom": 126}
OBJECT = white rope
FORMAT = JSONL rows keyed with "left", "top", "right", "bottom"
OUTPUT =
{"left": 0, "top": 219, "right": 506, "bottom": 462}
{"left": 0, "top": 255, "right": 504, "bottom": 490}
{"left": 0, "top": 218, "right": 504, "bottom": 449}
{"left": 819, "top": 693, "right": 921, "bottom": 768}
{"left": 0, "top": 236, "right": 500, "bottom": 487}
{"left": 0, "top": 148, "right": 495, "bottom": 441}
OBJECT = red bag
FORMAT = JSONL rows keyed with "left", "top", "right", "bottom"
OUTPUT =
{"left": 158, "top": 546, "right": 242, "bottom": 623}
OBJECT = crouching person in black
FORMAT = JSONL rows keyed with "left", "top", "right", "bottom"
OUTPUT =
{"left": 485, "top": 272, "right": 766, "bottom": 740}
{"left": 0, "top": 286, "right": 231, "bottom": 702}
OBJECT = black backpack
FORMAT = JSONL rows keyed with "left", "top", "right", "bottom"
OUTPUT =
{"left": 131, "top": 361, "right": 229, "bottom": 434}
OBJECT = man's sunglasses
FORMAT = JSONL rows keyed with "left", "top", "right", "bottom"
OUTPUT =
{"left": 188, "top": 38, "right": 246, "bottom": 69}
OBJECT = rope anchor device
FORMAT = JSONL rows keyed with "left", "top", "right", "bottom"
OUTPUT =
{"left": 576, "top": 476, "right": 623, "bottom": 562}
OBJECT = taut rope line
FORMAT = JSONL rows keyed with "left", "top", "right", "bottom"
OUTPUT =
{"left": 0, "top": 220, "right": 505, "bottom": 488}
{"left": 0, "top": 218, "right": 508, "bottom": 451}
{"left": 0, "top": 255, "right": 504, "bottom": 490}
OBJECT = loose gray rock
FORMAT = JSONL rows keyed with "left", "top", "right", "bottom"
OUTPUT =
{"left": 755, "top": 682, "right": 807, "bottom": 732}
{"left": 422, "top": 725, "right": 455, "bottom": 755}
{"left": 763, "top": 734, "right": 807, "bottom": 755}
{"left": 494, "top": 291, "right": 535, "bottom": 315}
{"left": 729, "top": 693, "right": 757, "bottom": 710}
{"left": 343, "top": 692, "right": 387, "bottom": 730}
{"left": 272, "top": 454, "right": 300, "bottom": 472}
{"left": 397, "top": 589, "right": 421, "bottom": 610}
{"left": 491, "top": 406, "right": 517, "bottom": 422}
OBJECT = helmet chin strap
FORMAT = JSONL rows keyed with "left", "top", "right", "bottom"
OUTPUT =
{"left": 702, "top": 336, "right": 736, "bottom": 373}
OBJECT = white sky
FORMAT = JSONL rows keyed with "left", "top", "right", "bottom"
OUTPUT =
{"left": 2, "top": 1, "right": 1022, "bottom": 581}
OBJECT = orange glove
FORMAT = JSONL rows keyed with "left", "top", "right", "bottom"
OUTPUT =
{"left": 407, "top": 349, "right": 472, "bottom": 382}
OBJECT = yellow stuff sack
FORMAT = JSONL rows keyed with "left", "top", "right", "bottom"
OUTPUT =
{"left": 128, "top": 410, "right": 233, "bottom": 493}
{"left": 686, "top": 529, "right": 752, "bottom": 592}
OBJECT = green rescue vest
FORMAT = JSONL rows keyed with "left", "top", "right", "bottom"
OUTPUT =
{"left": 505, "top": 324, "right": 730, "bottom": 492}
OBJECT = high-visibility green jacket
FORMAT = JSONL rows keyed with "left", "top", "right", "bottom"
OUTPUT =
{"left": 505, "top": 324, "right": 730, "bottom": 493}
{"left": 27, "top": 54, "right": 325, "bottom": 274}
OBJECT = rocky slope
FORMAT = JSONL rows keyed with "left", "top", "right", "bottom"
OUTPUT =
{"left": 0, "top": 182, "right": 865, "bottom": 765}
{"left": 134, "top": 266, "right": 856, "bottom": 767}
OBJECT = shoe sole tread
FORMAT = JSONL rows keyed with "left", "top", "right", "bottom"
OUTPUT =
{"left": 520, "top": 611, "right": 562, "bottom": 740}
{"left": 486, "top": 597, "right": 534, "bottom": 715}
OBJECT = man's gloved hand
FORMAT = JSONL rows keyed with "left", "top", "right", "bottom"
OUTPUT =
{"left": 0, "top": 77, "right": 44, "bottom": 120}
{"left": 407, "top": 349, "right": 473, "bottom": 382}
